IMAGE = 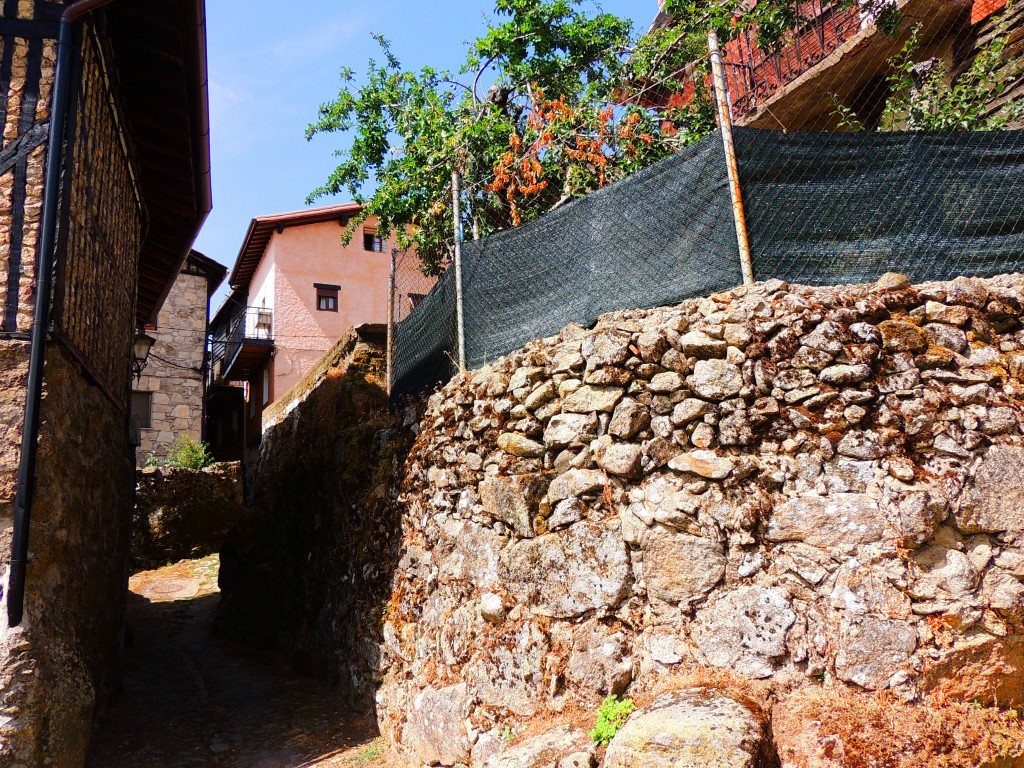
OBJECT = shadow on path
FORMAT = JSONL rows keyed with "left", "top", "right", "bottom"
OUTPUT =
{"left": 86, "top": 557, "right": 389, "bottom": 768}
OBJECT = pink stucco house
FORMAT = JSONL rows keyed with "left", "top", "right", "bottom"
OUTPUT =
{"left": 207, "top": 203, "right": 433, "bottom": 456}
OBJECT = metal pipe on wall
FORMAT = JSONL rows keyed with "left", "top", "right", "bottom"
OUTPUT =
{"left": 708, "top": 31, "right": 755, "bottom": 287}
{"left": 386, "top": 248, "right": 396, "bottom": 395}
{"left": 452, "top": 171, "right": 467, "bottom": 373}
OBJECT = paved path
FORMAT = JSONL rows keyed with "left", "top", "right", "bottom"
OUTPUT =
{"left": 87, "top": 556, "right": 394, "bottom": 768}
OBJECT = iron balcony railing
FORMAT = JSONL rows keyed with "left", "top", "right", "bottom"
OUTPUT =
{"left": 724, "top": 0, "right": 864, "bottom": 120}
{"left": 209, "top": 304, "right": 273, "bottom": 383}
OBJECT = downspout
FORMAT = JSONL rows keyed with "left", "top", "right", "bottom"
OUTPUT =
{"left": 7, "top": 0, "right": 115, "bottom": 628}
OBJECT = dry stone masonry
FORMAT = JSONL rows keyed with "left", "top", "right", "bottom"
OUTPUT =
{"left": 379, "top": 274, "right": 1024, "bottom": 767}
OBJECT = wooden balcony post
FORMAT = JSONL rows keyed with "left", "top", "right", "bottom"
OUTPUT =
{"left": 708, "top": 31, "right": 755, "bottom": 287}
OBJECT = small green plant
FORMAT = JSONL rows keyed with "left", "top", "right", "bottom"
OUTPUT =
{"left": 500, "top": 724, "right": 516, "bottom": 744}
{"left": 589, "top": 694, "right": 636, "bottom": 746}
{"left": 165, "top": 435, "right": 214, "bottom": 470}
{"left": 347, "top": 739, "right": 384, "bottom": 765}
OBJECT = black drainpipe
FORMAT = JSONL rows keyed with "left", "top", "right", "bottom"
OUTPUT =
{"left": 7, "top": 0, "right": 114, "bottom": 628}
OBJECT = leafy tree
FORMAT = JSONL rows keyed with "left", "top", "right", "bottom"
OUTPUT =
{"left": 307, "top": 0, "right": 903, "bottom": 273}
{"left": 309, "top": 0, "right": 707, "bottom": 272}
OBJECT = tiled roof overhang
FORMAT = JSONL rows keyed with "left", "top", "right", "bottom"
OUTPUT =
{"left": 228, "top": 202, "right": 362, "bottom": 290}
{"left": 104, "top": 0, "right": 213, "bottom": 325}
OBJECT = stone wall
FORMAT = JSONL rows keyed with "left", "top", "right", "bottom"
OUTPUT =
{"left": 0, "top": 3, "right": 56, "bottom": 336}
{"left": 379, "top": 273, "right": 1024, "bottom": 767}
{"left": 959, "top": 0, "right": 1024, "bottom": 127}
{"left": 0, "top": 343, "right": 29, "bottom": 527}
{"left": 216, "top": 327, "right": 414, "bottom": 704}
{"left": 132, "top": 462, "right": 246, "bottom": 572}
{"left": 0, "top": 344, "right": 134, "bottom": 768}
{"left": 134, "top": 269, "right": 208, "bottom": 465}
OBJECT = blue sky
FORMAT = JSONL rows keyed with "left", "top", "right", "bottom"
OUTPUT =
{"left": 193, "top": 0, "right": 656, "bottom": 281}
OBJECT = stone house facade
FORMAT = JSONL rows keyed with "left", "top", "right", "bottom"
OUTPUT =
{"left": 0, "top": 2, "right": 211, "bottom": 766}
{"left": 133, "top": 251, "right": 226, "bottom": 466}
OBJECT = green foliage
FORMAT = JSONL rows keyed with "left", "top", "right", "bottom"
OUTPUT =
{"left": 308, "top": 1, "right": 906, "bottom": 273}
{"left": 589, "top": 694, "right": 635, "bottom": 746}
{"left": 308, "top": 0, "right": 724, "bottom": 273}
{"left": 884, "top": 18, "right": 1024, "bottom": 131}
{"left": 156, "top": 435, "right": 215, "bottom": 470}
{"left": 500, "top": 724, "right": 516, "bottom": 743}
{"left": 836, "top": 6, "right": 1024, "bottom": 132}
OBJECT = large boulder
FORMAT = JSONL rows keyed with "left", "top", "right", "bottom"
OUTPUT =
{"left": 486, "top": 726, "right": 594, "bottom": 768}
{"left": 604, "top": 688, "right": 775, "bottom": 768}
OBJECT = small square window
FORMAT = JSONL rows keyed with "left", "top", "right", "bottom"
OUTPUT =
{"left": 131, "top": 391, "right": 152, "bottom": 430}
{"left": 363, "top": 231, "right": 385, "bottom": 252}
{"left": 315, "top": 283, "right": 339, "bottom": 312}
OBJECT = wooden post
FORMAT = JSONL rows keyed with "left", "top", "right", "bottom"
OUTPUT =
{"left": 386, "top": 247, "right": 396, "bottom": 396}
{"left": 708, "top": 31, "right": 755, "bottom": 286}
{"left": 452, "top": 170, "right": 467, "bottom": 373}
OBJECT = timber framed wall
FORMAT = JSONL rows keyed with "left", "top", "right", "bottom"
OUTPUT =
{"left": 0, "top": 4, "right": 146, "bottom": 766}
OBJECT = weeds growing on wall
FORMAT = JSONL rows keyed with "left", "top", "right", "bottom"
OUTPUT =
{"left": 589, "top": 695, "right": 635, "bottom": 746}
{"left": 834, "top": 5, "right": 1024, "bottom": 131}
{"left": 146, "top": 435, "right": 214, "bottom": 470}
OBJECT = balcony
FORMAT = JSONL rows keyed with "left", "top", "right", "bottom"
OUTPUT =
{"left": 654, "top": 0, "right": 971, "bottom": 130}
{"left": 209, "top": 303, "right": 274, "bottom": 383}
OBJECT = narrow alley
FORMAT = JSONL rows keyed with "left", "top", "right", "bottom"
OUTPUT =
{"left": 85, "top": 556, "right": 395, "bottom": 768}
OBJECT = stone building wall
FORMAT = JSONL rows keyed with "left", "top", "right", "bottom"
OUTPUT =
{"left": 133, "top": 462, "right": 246, "bottom": 572}
{"left": 0, "top": 344, "right": 135, "bottom": 768}
{"left": 54, "top": 16, "right": 143, "bottom": 403}
{"left": 0, "top": 8, "right": 146, "bottom": 767}
{"left": 963, "top": 0, "right": 1024, "bottom": 127}
{"left": 134, "top": 269, "right": 208, "bottom": 465}
{"left": 376, "top": 273, "right": 1024, "bottom": 767}
{"left": 215, "top": 327, "right": 413, "bottom": 706}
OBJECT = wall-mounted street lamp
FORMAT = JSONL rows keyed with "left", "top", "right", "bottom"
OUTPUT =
{"left": 132, "top": 330, "right": 156, "bottom": 383}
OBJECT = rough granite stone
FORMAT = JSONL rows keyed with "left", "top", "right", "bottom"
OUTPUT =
{"left": 498, "top": 432, "right": 545, "bottom": 457}
{"left": 689, "top": 359, "right": 743, "bottom": 400}
{"left": 668, "top": 450, "right": 735, "bottom": 480}
{"left": 693, "top": 587, "right": 796, "bottom": 678}
{"left": 835, "top": 616, "right": 917, "bottom": 689}
{"left": 562, "top": 385, "right": 624, "bottom": 413}
{"left": 767, "top": 493, "right": 886, "bottom": 550}
{"left": 604, "top": 688, "right": 774, "bottom": 768}
{"left": 488, "top": 727, "right": 594, "bottom": 768}
{"left": 499, "top": 523, "right": 631, "bottom": 618}
{"left": 545, "top": 412, "right": 599, "bottom": 448}
{"left": 955, "top": 445, "right": 1024, "bottom": 537}
{"left": 641, "top": 527, "right": 725, "bottom": 607}
{"left": 479, "top": 474, "right": 549, "bottom": 538}
{"left": 403, "top": 683, "right": 472, "bottom": 765}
